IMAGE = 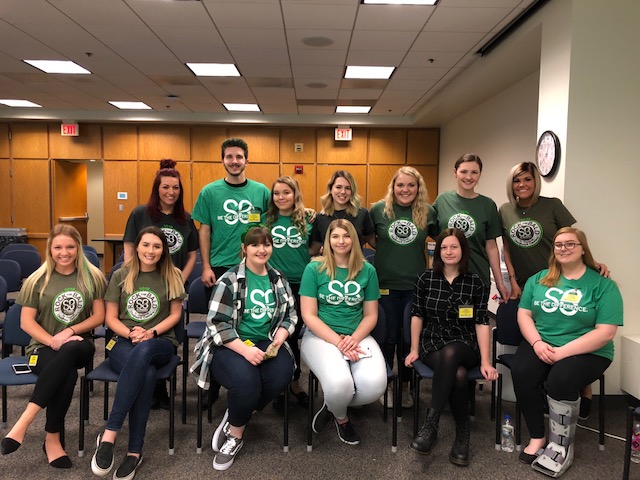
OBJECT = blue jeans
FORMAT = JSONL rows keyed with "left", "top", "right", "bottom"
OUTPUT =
{"left": 379, "top": 289, "right": 413, "bottom": 382}
{"left": 105, "top": 337, "right": 174, "bottom": 454}
{"left": 211, "top": 340, "right": 293, "bottom": 427}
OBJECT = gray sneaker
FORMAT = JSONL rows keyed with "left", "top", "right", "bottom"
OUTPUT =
{"left": 211, "top": 409, "right": 230, "bottom": 453}
{"left": 312, "top": 402, "right": 332, "bottom": 434}
{"left": 212, "top": 434, "right": 244, "bottom": 471}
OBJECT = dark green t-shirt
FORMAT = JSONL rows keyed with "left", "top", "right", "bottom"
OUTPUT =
{"left": 237, "top": 269, "right": 275, "bottom": 343}
{"left": 299, "top": 261, "right": 380, "bottom": 335}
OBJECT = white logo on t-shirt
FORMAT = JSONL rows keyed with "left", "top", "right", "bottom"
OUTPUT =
{"left": 388, "top": 219, "right": 418, "bottom": 246}
{"left": 53, "top": 289, "right": 85, "bottom": 324}
{"left": 325, "top": 280, "right": 362, "bottom": 306}
{"left": 509, "top": 220, "right": 542, "bottom": 248}
{"left": 161, "top": 226, "right": 184, "bottom": 255}
{"left": 126, "top": 290, "right": 160, "bottom": 322}
{"left": 220, "top": 199, "right": 253, "bottom": 225}
{"left": 272, "top": 225, "right": 305, "bottom": 249}
{"left": 448, "top": 213, "right": 476, "bottom": 238}
{"left": 248, "top": 289, "right": 275, "bottom": 319}
{"left": 537, "top": 288, "right": 586, "bottom": 316}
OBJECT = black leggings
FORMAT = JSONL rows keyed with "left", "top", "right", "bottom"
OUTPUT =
{"left": 424, "top": 341, "right": 479, "bottom": 419}
{"left": 285, "top": 283, "right": 303, "bottom": 381}
{"left": 511, "top": 340, "right": 611, "bottom": 439}
{"left": 30, "top": 338, "right": 94, "bottom": 433}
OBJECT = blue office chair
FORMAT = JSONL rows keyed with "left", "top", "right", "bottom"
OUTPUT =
{"left": 402, "top": 303, "right": 486, "bottom": 439}
{"left": 184, "top": 261, "right": 203, "bottom": 295}
{"left": 78, "top": 310, "right": 185, "bottom": 456}
{"left": 0, "top": 275, "right": 8, "bottom": 314}
{"left": 0, "top": 259, "right": 22, "bottom": 293}
{"left": 107, "top": 261, "right": 124, "bottom": 282}
{"left": 1, "top": 250, "right": 41, "bottom": 279}
{"left": 84, "top": 250, "right": 100, "bottom": 268}
{"left": 0, "top": 304, "right": 39, "bottom": 427}
{"left": 0, "top": 244, "right": 38, "bottom": 256}
{"left": 82, "top": 245, "right": 98, "bottom": 256}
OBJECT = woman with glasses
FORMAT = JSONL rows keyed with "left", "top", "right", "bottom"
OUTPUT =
{"left": 511, "top": 227, "right": 622, "bottom": 477}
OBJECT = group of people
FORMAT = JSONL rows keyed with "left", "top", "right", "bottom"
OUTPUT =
{"left": 0, "top": 137, "right": 622, "bottom": 480}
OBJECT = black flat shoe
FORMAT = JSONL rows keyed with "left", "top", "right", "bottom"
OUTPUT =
{"left": 1, "top": 437, "right": 21, "bottom": 455}
{"left": 518, "top": 450, "right": 540, "bottom": 465}
{"left": 290, "top": 388, "right": 309, "bottom": 408}
{"left": 43, "top": 442, "right": 73, "bottom": 469}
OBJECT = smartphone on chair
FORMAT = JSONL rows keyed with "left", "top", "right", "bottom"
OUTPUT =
{"left": 12, "top": 364, "right": 32, "bottom": 375}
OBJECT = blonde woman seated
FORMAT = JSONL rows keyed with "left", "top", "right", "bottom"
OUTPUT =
{"left": 300, "top": 219, "right": 387, "bottom": 445}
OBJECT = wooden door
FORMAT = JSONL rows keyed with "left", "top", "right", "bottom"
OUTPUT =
{"left": 52, "top": 160, "right": 88, "bottom": 243}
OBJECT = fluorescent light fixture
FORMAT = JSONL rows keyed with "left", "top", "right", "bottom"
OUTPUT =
{"left": 186, "top": 63, "right": 240, "bottom": 77}
{"left": 345, "top": 66, "right": 395, "bottom": 79}
{"left": 24, "top": 60, "right": 91, "bottom": 74}
{"left": 362, "top": 0, "right": 438, "bottom": 5}
{"left": 336, "top": 106, "right": 371, "bottom": 114}
{"left": 109, "top": 101, "right": 152, "bottom": 110}
{"left": 0, "top": 99, "right": 42, "bottom": 108}
{"left": 223, "top": 103, "right": 261, "bottom": 112}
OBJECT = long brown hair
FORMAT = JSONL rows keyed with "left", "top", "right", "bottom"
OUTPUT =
{"left": 316, "top": 219, "right": 365, "bottom": 280}
{"left": 320, "top": 170, "right": 362, "bottom": 217}
{"left": 265, "top": 176, "right": 308, "bottom": 238}
{"left": 540, "top": 227, "right": 599, "bottom": 287}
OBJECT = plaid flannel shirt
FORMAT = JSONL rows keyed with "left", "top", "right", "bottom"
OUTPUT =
{"left": 190, "top": 260, "right": 298, "bottom": 389}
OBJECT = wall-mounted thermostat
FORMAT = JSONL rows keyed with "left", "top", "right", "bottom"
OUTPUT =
{"left": 117, "top": 192, "right": 128, "bottom": 200}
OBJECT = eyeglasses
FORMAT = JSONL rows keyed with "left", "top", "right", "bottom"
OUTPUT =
{"left": 553, "top": 242, "right": 581, "bottom": 250}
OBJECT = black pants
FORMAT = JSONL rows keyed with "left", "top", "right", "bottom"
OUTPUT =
{"left": 285, "top": 283, "right": 303, "bottom": 381}
{"left": 511, "top": 340, "right": 610, "bottom": 439}
{"left": 30, "top": 338, "right": 94, "bottom": 433}
{"left": 424, "top": 341, "right": 479, "bottom": 420}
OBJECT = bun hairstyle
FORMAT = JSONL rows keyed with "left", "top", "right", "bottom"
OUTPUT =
{"left": 147, "top": 158, "right": 186, "bottom": 223}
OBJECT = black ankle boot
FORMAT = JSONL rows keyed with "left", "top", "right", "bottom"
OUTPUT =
{"left": 449, "top": 416, "right": 470, "bottom": 466}
{"left": 410, "top": 409, "right": 440, "bottom": 454}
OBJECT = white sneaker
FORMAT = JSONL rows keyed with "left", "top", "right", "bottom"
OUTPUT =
{"left": 212, "top": 409, "right": 230, "bottom": 453}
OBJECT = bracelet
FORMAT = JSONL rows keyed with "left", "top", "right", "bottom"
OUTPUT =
{"left": 69, "top": 326, "right": 76, "bottom": 335}
{"left": 532, "top": 339, "right": 542, "bottom": 347}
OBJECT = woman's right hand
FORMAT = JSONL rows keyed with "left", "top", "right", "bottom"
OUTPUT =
{"left": 509, "top": 281, "right": 522, "bottom": 299}
{"left": 532, "top": 340, "right": 555, "bottom": 365}
{"left": 49, "top": 328, "right": 75, "bottom": 351}
{"left": 243, "top": 346, "right": 266, "bottom": 366}
{"left": 405, "top": 350, "right": 419, "bottom": 367}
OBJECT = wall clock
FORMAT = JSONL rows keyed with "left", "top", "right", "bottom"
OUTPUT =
{"left": 536, "top": 130, "right": 561, "bottom": 177}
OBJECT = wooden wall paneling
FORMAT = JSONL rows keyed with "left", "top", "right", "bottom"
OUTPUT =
{"left": 227, "top": 127, "right": 279, "bottom": 163}
{"left": 280, "top": 129, "right": 316, "bottom": 164}
{"left": 411, "top": 165, "right": 439, "bottom": 203}
{"left": 0, "top": 159, "right": 11, "bottom": 226}
{"left": 248, "top": 164, "right": 281, "bottom": 194}
{"left": 367, "top": 165, "right": 398, "bottom": 209}
{"left": 407, "top": 129, "right": 440, "bottom": 165}
{"left": 284, "top": 164, "right": 317, "bottom": 211}
{"left": 103, "top": 161, "right": 138, "bottom": 235}
{"left": 103, "top": 125, "right": 138, "bottom": 160}
{"left": 368, "top": 129, "right": 407, "bottom": 165}
{"left": 191, "top": 126, "right": 228, "bottom": 161}
{"left": 191, "top": 163, "right": 226, "bottom": 208}
{"left": 317, "top": 128, "right": 368, "bottom": 165}
{"left": 0, "top": 124, "right": 9, "bottom": 157}
{"left": 138, "top": 161, "right": 194, "bottom": 212}
{"left": 48, "top": 123, "right": 101, "bottom": 159}
{"left": 12, "top": 159, "right": 51, "bottom": 234}
{"left": 138, "top": 125, "right": 190, "bottom": 161}
{"left": 11, "top": 124, "right": 49, "bottom": 159}
{"left": 316, "top": 165, "right": 368, "bottom": 211}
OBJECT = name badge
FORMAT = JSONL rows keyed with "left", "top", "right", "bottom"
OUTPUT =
{"left": 28, "top": 354, "right": 38, "bottom": 366}
{"left": 379, "top": 289, "right": 390, "bottom": 296}
{"left": 459, "top": 305, "right": 474, "bottom": 320}
{"left": 106, "top": 338, "right": 117, "bottom": 351}
{"left": 247, "top": 210, "right": 261, "bottom": 223}
{"left": 243, "top": 339, "right": 255, "bottom": 347}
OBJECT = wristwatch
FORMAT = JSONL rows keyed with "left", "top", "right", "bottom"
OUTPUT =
{"left": 152, "top": 329, "right": 158, "bottom": 338}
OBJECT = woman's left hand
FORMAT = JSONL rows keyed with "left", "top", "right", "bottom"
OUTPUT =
{"left": 480, "top": 362, "right": 498, "bottom": 381}
{"left": 129, "top": 326, "right": 148, "bottom": 344}
{"left": 596, "top": 262, "right": 610, "bottom": 278}
{"left": 49, "top": 328, "right": 75, "bottom": 351}
{"left": 337, "top": 334, "right": 358, "bottom": 353}
{"left": 63, "top": 335, "right": 84, "bottom": 344}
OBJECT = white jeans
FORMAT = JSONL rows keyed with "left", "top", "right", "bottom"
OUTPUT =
{"left": 301, "top": 329, "right": 387, "bottom": 420}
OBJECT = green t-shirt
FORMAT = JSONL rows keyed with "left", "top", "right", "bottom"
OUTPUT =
{"left": 192, "top": 179, "right": 270, "bottom": 269}
{"left": 433, "top": 190, "right": 502, "bottom": 286}
{"left": 299, "top": 261, "right": 380, "bottom": 335}
{"left": 262, "top": 213, "right": 312, "bottom": 284}
{"left": 520, "top": 268, "right": 623, "bottom": 361}
{"left": 105, "top": 268, "right": 185, "bottom": 346}
{"left": 237, "top": 269, "right": 275, "bottom": 343}
{"left": 369, "top": 201, "right": 436, "bottom": 290}
{"left": 499, "top": 197, "right": 576, "bottom": 288}
{"left": 18, "top": 270, "right": 106, "bottom": 355}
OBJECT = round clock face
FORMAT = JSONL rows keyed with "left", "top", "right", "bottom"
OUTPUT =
{"left": 536, "top": 131, "right": 560, "bottom": 177}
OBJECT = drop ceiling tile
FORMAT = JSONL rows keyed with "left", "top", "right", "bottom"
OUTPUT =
{"left": 402, "top": 51, "right": 465, "bottom": 68}
{"left": 206, "top": 2, "right": 284, "bottom": 28}
{"left": 291, "top": 65, "right": 344, "bottom": 79}
{"left": 346, "top": 50, "right": 406, "bottom": 66}
{"left": 412, "top": 31, "right": 485, "bottom": 52}
{"left": 350, "top": 30, "right": 418, "bottom": 52}
{"left": 286, "top": 30, "right": 352, "bottom": 50}
{"left": 231, "top": 48, "right": 290, "bottom": 66}
{"left": 354, "top": 4, "right": 435, "bottom": 31}
{"left": 289, "top": 49, "right": 347, "bottom": 66}
{"left": 426, "top": 6, "right": 513, "bottom": 32}
{"left": 220, "top": 28, "right": 287, "bottom": 49}
{"left": 282, "top": 3, "right": 357, "bottom": 30}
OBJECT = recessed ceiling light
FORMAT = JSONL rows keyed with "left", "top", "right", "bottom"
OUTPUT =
{"left": 109, "top": 101, "right": 152, "bottom": 110}
{"left": 345, "top": 66, "right": 395, "bottom": 79}
{"left": 336, "top": 106, "right": 371, "bottom": 114}
{"left": 186, "top": 63, "right": 241, "bottom": 77}
{"left": 223, "top": 103, "right": 261, "bottom": 112}
{"left": 362, "top": 0, "right": 438, "bottom": 5}
{"left": 0, "top": 99, "right": 42, "bottom": 108}
{"left": 24, "top": 60, "right": 91, "bottom": 74}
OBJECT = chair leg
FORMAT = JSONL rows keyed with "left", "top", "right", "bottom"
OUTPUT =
{"left": 599, "top": 374, "right": 605, "bottom": 450}
{"left": 169, "top": 373, "right": 175, "bottom": 455}
{"left": 469, "top": 380, "right": 476, "bottom": 419}
{"left": 413, "top": 372, "right": 420, "bottom": 438}
{"left": 79, "top": 376, "right": 86, "bottom": 457}
{"left": 196, "top": 387, "right": 203, "bottom": 454}
{"left": 2, "top": 385, "right": 7, "bottom": 428}
{"left": 515, "top": 399, "right": 522, "bottom": 451}
{"left": 495, "top": 374, "right": 502, "bottom": 450}
{"left": 490, "top": 377, "right": 496, "bottom": 421}
{"left": 623, "top": 406, "right": 634, "bottom": 480}
{"left": 182, "top": 339, "right": 188, "bottom": 425}
{"left": 283, "top": 386, "right": 289, "bottom": 452}
{"left": 391, "top": 374, "right": 398, "bottom": 453}
{"left": 307, "top": 371, "right": 314, "bottom": 452}
{"left": 103, "top": 382, "right": 109, "bottom": 421}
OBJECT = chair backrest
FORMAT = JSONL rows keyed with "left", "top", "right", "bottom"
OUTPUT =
{"left": 0, "top": 243, "right": 38, "bottom": 256}
{"left": 82, "top": 245, "right": 98, "bottom": 255}
{"left": 363, "top": 248, "right": 375, "bottom": 265}
{"left": 107, "top": 261, "right": 124, "bottom": 281}
{"left": 1, "top": 250, "right": 41, "bottom": 279}
{"left": 84, "top": 250, "right": 101, "bottom": 268}
{"left": 117, "top": 250, "right": 125, "bottom": 264}
{"left": 2, "top": 304, "right": 31, "bottom": 350}
{"left": 0, "top": 259, "right": 22, "bottom": 292}
{"left": 186, "top": 261, "right": 203, "bottom": 289}
{"left": 495, "top": 299, "right": 524, "bottom": 347}
{"left": 0, "top": 275, "right": 8, "bottom": 312}
{"left": 188, "top": 277, "right": 209, "bottom": 315}
{"left": 370, "top": 304, "right": 386, "bottom": 346}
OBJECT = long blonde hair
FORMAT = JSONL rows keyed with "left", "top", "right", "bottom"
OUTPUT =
{"left": 265, "top": 176, "right": 308, "bottom": 238}
{"left": 382, "top": 166, "right": 430, "bottom": 230}
{"left": 540, "top": 227, "right": 599, "bottom": 287}
{"left": 20, "top": 224, "right": 106, "bottom": 300}
{"left": 316, "top": 219, "right": 365, "bottom": 281}
{"left": 121, "top": 226, "right": 184, "bottom": 300}
{"left": 320, "top": 170, "right": 362, "bottom": 217}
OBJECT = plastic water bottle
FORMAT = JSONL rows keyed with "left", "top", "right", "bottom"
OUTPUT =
{"left": 501, "top": 415, "right": 515, "bottom": 452}
{"left": 632, "top": 418, "right": 640, "bottom": 464}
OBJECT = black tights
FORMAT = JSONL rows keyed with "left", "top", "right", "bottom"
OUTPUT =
{"left": 424, "top": 342, "right": 478, "bottom": 419}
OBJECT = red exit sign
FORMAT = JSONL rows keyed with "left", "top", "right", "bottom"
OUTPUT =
{"left": 335, "top": 127, "right": 352, "bottom": 141}
{"left": 61, "top": 123, "right": 79, "bottom": 136}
